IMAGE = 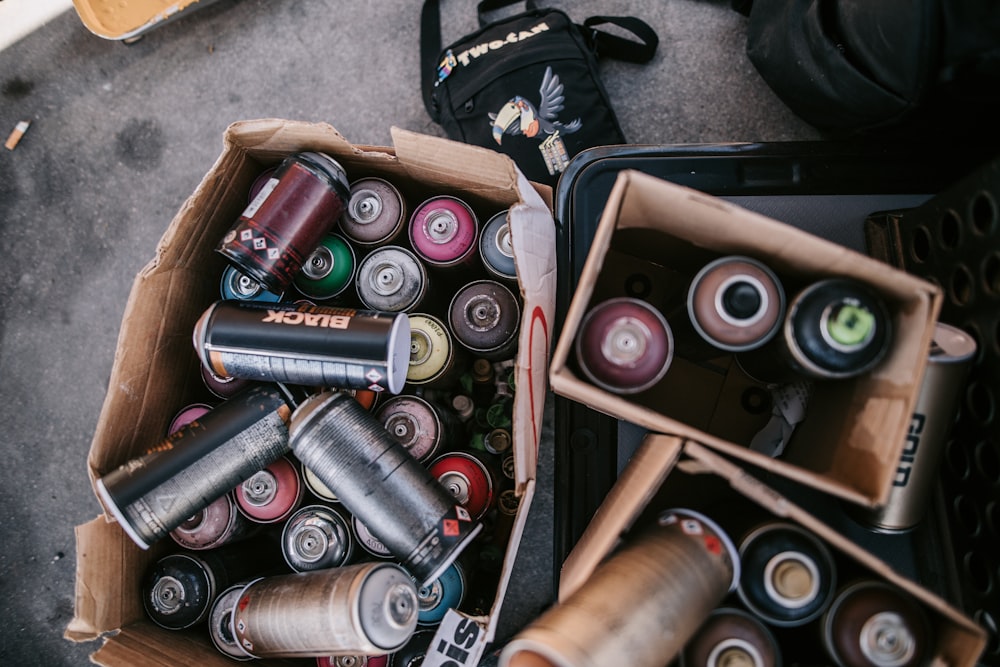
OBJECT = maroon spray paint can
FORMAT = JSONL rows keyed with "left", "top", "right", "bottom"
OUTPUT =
{"left": 217, "top": 152, "right": 350, "bottom": 294}
{"left": 448, "top": 279, "right": 521, "bottom": 361}
{"left": 234, "top": 455, "right": 304, "bottom": 524}
{"left": 575, "top": 297, "right": 673, "bottom": 394}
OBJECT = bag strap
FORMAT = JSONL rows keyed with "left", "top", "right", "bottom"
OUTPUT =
{"left": 420, "top": 1, "right": 659, "bottom": 116}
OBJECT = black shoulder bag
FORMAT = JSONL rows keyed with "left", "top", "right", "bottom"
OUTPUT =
{"left": 420, "top": 0, "right": 658, "bottom": 185}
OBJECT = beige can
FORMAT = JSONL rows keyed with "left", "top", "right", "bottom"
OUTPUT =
{"left": 231, "top": 562, "right": 418, "bottom": 658}
{"left": 499, "top": 508, "right": 739, "bottom": 667}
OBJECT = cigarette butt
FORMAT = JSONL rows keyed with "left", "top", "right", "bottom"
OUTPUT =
{"left": 5, "top": 120, "right": 31, "bottom": 151}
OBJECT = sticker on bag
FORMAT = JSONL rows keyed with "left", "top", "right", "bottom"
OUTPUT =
{"left": 422, "top": 609, "right": 489, "bottom": 667}
{"left": 488, "top": 66, "right": 581, "bottom": 176}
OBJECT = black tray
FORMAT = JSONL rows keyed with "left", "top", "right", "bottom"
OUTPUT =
{"left": 551, "top": 141, "right": 995, "bottom": 660}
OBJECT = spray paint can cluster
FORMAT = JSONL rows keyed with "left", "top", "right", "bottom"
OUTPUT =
{"left": 574, "top": 254, "right": 896, "bottom": 394}
{"left": 99, "top": 159, "right": 529, "bottom": 660}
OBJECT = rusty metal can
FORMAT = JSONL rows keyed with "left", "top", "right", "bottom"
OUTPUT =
{"left": 96, "top": 383, "right": 302, "bottom": 550}
{"left": 289, "top": 391, "right": 483, "bottom": 586}
{"left": 194, "top": 300, "right": 410, "bottom": 394}
{"left": 231, "top": 563, "right": 419, "bottom": 658}
{"left": 217, "top": 151, "right": 350, "bottom": 294}
{"left": 498, "top": 508, "right": 739, "bottom": 667}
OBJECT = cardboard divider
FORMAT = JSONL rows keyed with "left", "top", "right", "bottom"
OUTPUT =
{"left": 550, "top": 169, "right": 943, "bottom": 507}
{"left": 69, "top": 119, "right": 556, "bottom": 663}
{"left": 559, "top": 433, "right": 986, "bottom": 666}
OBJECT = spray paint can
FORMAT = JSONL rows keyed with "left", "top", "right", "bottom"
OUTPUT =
{"left": 220, "top": 264, "right": 284, "bottom": 303}
{"left": 574, "top": 297, "right": 673, "bottom": 394}
{"left": 448, "top": 280, "right": 521, "bottom": 361}
{"left": 354, "top": 515, "right": 395, "bottom": 560}
{"left": 737, "top": 521, "right": 837, "bottom": 627}
{"left": 303, "top": 464, "right": 339, "bottom": 503}
{"left": 167, "top": 403, "right": 214, "bottom": 435}
{"left": 822, "top": 580, "right": 932, "bottom": 667}
{"left": 406, "top": 313, "right": 460, "bottom": 386}
{"left": 193, "top": 300, "right": 410, "bottom": 394}
{"left": 681, "top": 607, "right": 782, "bottom": 667}
{"left": 210, "top": 583, "right": 255, "bottom": 661}
{"left": 375, "top": 394, "right": 457, "bottom": 463}
{"left": 201, "top": 362, "right": 254, "bottom": 400}
{"left": 498, "top": 508, "right": 739, "bottom": 667}
{"left": 493, "top": 488, "right": 520, "bottom": 547}
{"left": 856, "top": 322, "right": 977, "bottom": 532}
{"left": 96, "top": 383, "right": 303, "bottom": 550}
{"left": 479, "top": 210, "right": 518, "bottom": 283}
{"left": 318, "top": 656, "right": 389, "bottom": 667}
{"left": 428, "top": 451, "right": 497, "bottom": 521}
{"left": 217, "top": 151, "right": 350, "bottom": 294}
{"left": 281, "top": 504, "right": 355, "bottom": 572}
{"left": 294, "top": 233, "right": 357, "bottom": 300}
{"left": 170, "top": 493, "right": 257, "bottom": 551}
{"left": 289, "top": 391, "right": 483, "bottom": 585}
{"left": 356, "top": 246, "right": 429, "bottom": 313}
{"left": 738, "top": 278, "right": 893, "bottom": 383}
{"left": 340, "top": 177, "right": 408, "bottom": 247}
{"left": 412, "top": 561, "right": 466, "bottom": 627}
{"left": 685, "top": 255, "right": 785, "bottom": 354}
{"left": 409, "top": 195, "right": 479, "bottom": 268}
{"left": 142, "top": 535, "right": 284, "bottom": 630}
{"left": 234, "top": 455, "right": 304, "bottom": 524}
{"left": 231, "top": 562, "right": 419, "bottom": 658}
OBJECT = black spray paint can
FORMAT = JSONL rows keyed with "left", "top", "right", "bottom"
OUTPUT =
{"left": 231, "top": 563, "right": 419, "bottom": 658}
{"left": 289, "top": 391, "right": 483, "bottom": 586}
{"left": 340, "top": 177, "right": 408, "bottom": 247}
{"left": 281, "top": 504, "right": 355, "bottom": 572}
{"left": 737, "top": 521, "right": 837, "bottom": 627}
{"left": 194, "top": 300, "right": 410, "bottom": 394}
{"left": 575, "top": 297, "right": 673, "bottom": 394}
{"left": 96, "top": 383, "right": 303, "bottom": 550}
{"left": 356, "top": 245, "right": 429, "bottom": 313}
{"left": 448, "top": 279, "right": 521, "bottom": 361}
{"left": 217, "top": 151, "right": 350, "bottom": 294}
{"left": 822, "top": 580, "right": 932, "bottom": 667}
{"left": 738, "top": 278, "right": 892, "bottom": 383}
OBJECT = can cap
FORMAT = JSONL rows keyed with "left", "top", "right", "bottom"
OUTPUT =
{"left": 358, "top": 564, "right": 419, "bottom": 651}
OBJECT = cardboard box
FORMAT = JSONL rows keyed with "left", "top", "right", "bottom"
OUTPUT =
{"left": 558, "top": 434, "right": 986, "bottom": 665}
{"left": 65, "top": 120, "right": 557, "bottom": 665}
{"left": 550, "top": 169, "right": 944, "bottom": 508}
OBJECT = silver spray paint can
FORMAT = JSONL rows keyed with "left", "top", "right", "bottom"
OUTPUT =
{"left": 289, "top": 391, "right": 483, "bottom": 586}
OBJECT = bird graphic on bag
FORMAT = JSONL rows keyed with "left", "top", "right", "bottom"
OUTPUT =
{"left": 489, "top": 66, "right": 582, "bottom": 145}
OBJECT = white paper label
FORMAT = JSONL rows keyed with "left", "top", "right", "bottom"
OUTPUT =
{"left": 749, "top": 381, "right": 812, "bottom": 457}
{"left": 421, "top": 610, "right": 488, "bottom": 667}
{"left": 242, "top": 177, "right": 279, "bottom": 218}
